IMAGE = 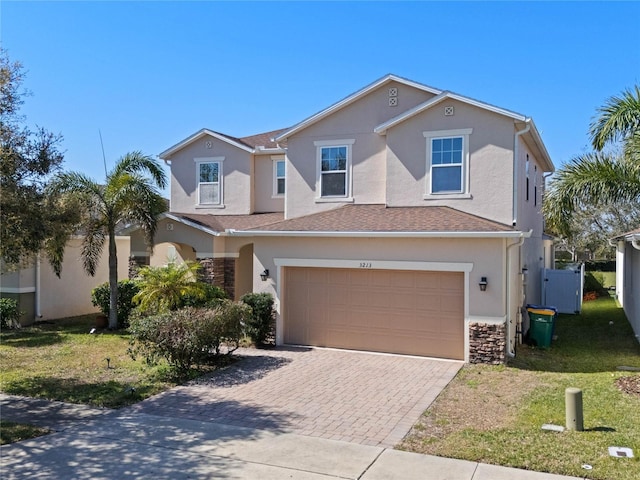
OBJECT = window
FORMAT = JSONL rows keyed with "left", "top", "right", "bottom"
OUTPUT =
{"left": 273, "top": 158, "right": 285, "bottom": 196}
{"left": 314, "top": 139, "right": 355, "bottom": 200}
{"left": 195, "top": 157, "right": 223, "bottom": 205}
{"left": 321, "top": 147, "right": 347, "bottom": 196}
{"left": 424, "top": 128, "right": 472, "bottom": 197}
{"left": 431, "top": 137, "right": 463, "bottom": 193}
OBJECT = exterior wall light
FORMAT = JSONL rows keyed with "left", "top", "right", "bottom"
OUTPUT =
{"left": 479, "top": 277, "right": 488, "bottom": 291}
{"left": 260, "top": 269, "right": 270, "bottom": 281}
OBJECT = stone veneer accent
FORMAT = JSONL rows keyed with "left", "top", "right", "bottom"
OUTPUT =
{"left": 469, "top": 322, "right": 506, "bottom": 364}
{"left": 197, "top": 258, "right": 216, "bottom": 285}
{"left": 128, "top": 256, "right": 148, "bottom": 279}
{"left": 209, "top": 257, "right": 235, "bottom": 300}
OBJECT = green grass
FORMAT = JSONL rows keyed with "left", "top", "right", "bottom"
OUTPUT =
{"left": 401, "top": 297, "right": 640, "bottom": 480}
{"left": 0, "top": 315, "right": 182, "bottom": 408}
{"left": 0, "top": 421, "right": 50, "bottom": 445}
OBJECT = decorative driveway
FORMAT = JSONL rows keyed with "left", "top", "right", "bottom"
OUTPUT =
{"left": 126, "top": 347, "right": 462, "bottom": 447}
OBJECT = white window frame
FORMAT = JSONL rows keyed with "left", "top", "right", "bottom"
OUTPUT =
{"left": 272, "top": 156, "right": 286, "bottom": 198}
{"left": 194, "top": 157, "right": 224, "bottom": 208}
{"left": 423, "top": 128, "right": 472, "bottom": 200}
{"left": 314, "top": 139, "right": 355, "bottom": 203}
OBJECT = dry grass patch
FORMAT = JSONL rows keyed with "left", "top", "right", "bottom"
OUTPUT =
{"left": 403, "top": 365, "right": 543, "bottom": 444}
{"left": 400, "top": 297, "right": 640, "bottom": 480}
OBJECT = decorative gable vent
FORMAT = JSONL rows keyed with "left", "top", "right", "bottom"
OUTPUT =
{"left": 444, "top": 106, "right": 454, "bottom": 116}
{"left": 388, "top": 87, "right": 398, "bottom": 97}
{"left": 389, "top": 97, "right": 398, "bottom": 107}
{"left": 205, "top": 140, "right": 213, "bottom": 149}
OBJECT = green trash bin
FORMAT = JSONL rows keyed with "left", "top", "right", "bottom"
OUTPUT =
{"left": 527, "top": 307, "right": 556, "bottom": 348}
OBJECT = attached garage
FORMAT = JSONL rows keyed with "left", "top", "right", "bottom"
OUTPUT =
{"left": 283, "top": 267, "right": 465, "bottom": 360}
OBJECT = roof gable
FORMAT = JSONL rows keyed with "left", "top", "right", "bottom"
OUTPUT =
{"left": 374, "top": 91, "right": 526, "bottom": 135}
{"left": 274, "top": 74, "right": 442, "bottom": 142}
{"left": 159, "top": 128, "right": 254, "bottom": 159}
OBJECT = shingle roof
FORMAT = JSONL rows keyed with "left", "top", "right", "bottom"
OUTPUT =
{"left": 170, "top": 212, "right": 284, "bottom": 232}
{"left": 245, "top": 204, "right": 515, "bottom": 233}
{"left": 239, "top": 128, "right": 289, "bottom": 149}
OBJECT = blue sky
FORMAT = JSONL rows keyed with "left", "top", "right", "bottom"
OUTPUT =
{"left": 2, "top": 1, "right": 639, "bottom": 195}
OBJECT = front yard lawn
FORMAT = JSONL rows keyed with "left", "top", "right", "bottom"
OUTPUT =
{"left": 0, "top": 315, "right": 189, "bottom": 408}
{"left": 400, "top": 296, "right": 640, "bottom": 480}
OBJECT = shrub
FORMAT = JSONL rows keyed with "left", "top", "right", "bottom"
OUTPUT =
{"left": 240, "top": 292, "right": 275, "bottom": 347}
{"left": 181, "top": 283, "right": 228, "bottom": 308}
{"left": 0, "top": 298, "right": 21, "bottom": 329}
{"left": 91, "top": 280, "right": 140, "bottom": 328}
{"left": 128, "top": 301, "right": 250, "bottom": 372}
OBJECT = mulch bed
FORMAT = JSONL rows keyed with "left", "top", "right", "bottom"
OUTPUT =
{"left": 616, "top": 376, "right": 640, "bottom": 397}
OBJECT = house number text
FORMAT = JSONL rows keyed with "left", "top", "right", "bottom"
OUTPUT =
{"left": 359, "top": 262, "right": 372, "bottom": 269}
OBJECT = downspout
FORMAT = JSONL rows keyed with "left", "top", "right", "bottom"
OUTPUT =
{"left": 35, "top": 254, "right": 42, "bottom": 318}
{"left": 631, "top": 234, "right": 640, "bottom": 250}
{"left": 506, "top": 232, "right": 529, "bottom": 357}
{"left": 513, "top": 121, "right": 531, "bottom": 226}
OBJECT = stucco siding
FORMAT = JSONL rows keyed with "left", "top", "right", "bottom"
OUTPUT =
{"left": 169, "top": 133, "right": 252, "bottom": 215}
{"left": 254, "top": 154, "right": 285, "bottom": 213}
{"left": 621, "top": 243, "right": 639, "bottom": 340}
{"left": 130, "top": 217, "right": 215, "bottom": 259}
{"left": 37, "top": 236, "right": 131, "bottom": 321}
{"left": 251, "top": 236, "right": 506, "bottom": 319}
{"left": 284, "top": 82, "right": 437, "bottom": 219}
{"left": 385, "top": 99, "right": 515, "bottom": 225}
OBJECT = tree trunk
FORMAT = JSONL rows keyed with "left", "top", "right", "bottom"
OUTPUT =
{"left": 108, "top": 231, "right": 118, "bottom": 329}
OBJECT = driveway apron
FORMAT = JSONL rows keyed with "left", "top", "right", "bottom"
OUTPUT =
{"left": 125, "top": 347, "right": 462, "bottom": 447}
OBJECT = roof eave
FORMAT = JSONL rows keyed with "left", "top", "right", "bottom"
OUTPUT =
{"left": 228, "top": 229, "right": 529, "bottom": 239}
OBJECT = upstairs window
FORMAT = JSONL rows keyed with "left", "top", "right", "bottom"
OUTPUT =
{"left": 314, "top": 139, "right": 355, "bottom": 200}
{"left": 321, "top": 146, "right": 347, "bottom": 196}
{"left": 424, "top": 128, "right": 472, "bottom": 197}
{"left": 195, "top": 157, "right": 223, "bottom": 205}
{"left": 431, "top": 137, "right": 463, "bottom": 193}
{"left": 274, "top": 158, "right": 285, "bottom": 196}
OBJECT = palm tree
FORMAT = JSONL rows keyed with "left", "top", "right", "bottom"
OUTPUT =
{"left": 49, "top": 152, "right": 167, "bottom": 329}
{"left": 133, "top": 261, "right": 207, "bottom": 313}
{"left": 544, "top": 85, "right": 640, "bottom": 239}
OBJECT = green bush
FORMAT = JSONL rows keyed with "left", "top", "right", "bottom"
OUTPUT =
{"left": 0, "top": 298, "right": 21, "bottom": 329}
{"left": 91, "top": 280, "right": 140, "bottom": 328}
{"left": 585, "top": 260, "right": 616, "bottom": 272}
{"left": 240, "top": 292, "right": 275, "bottom": 347}
{"left": 128, "top": 301, "right": 249, "bottom": 372}
{"left": 584, "top": 271, "right": 608, "bottom": 294}
{"left": 181, "top": 283, "right": 228, "bottom": 308}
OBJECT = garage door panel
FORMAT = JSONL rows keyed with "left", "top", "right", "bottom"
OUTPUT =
{"left": 284, "top": 267, "right": 464, "bottom": 360}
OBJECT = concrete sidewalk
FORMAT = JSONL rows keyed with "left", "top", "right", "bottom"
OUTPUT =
{"left": 0, "top": 395, "right": 581, "bottom": 480}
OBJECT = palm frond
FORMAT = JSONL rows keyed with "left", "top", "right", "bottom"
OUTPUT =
{"left": 109, "top": 151, "right": 167, "bottom": 190}
{"left": 543, "top": 153, "right": 640, "bottom": 238}
{"left": 589, "top": 85, "right": 640, "bottom": 151}
{"left": 81, "top": 219, "right": 107, "bottom": 276}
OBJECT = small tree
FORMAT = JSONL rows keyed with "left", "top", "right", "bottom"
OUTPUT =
{"left": 49, "top": 153, "right": 167, "bottom": 329}
{"left": 0, "top": 49, "right": 80, "bottom": 268}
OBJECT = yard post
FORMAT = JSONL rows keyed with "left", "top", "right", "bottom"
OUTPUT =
{"left": 565, "top": 387, "right": 584, "bottom": 431}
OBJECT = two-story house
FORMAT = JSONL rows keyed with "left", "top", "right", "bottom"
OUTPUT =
{"left": 129, "top": 74, "right": 554, "bottom": 363}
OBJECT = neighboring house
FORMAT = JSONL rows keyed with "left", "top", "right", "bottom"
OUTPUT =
{"left": 615, "top": 228, "right": 640, "bottom": 342}
{"left": 0, "top": 237, "right": 130, "bottom": 325}
{"left": 128, "top": 74, "right": 555, "bottom": 363}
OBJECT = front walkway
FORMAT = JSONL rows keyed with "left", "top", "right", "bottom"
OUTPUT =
{"left": 125, "top": 346, "right": 463, "bottom": 447}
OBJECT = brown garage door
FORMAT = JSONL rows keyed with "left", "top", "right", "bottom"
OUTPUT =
{"left": 283, "top": 267, "right": 464, "bottom": 360}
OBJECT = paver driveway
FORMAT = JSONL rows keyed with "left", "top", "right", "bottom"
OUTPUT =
{"left": 126, "top": 347, "right": 462, "bottom": 447}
